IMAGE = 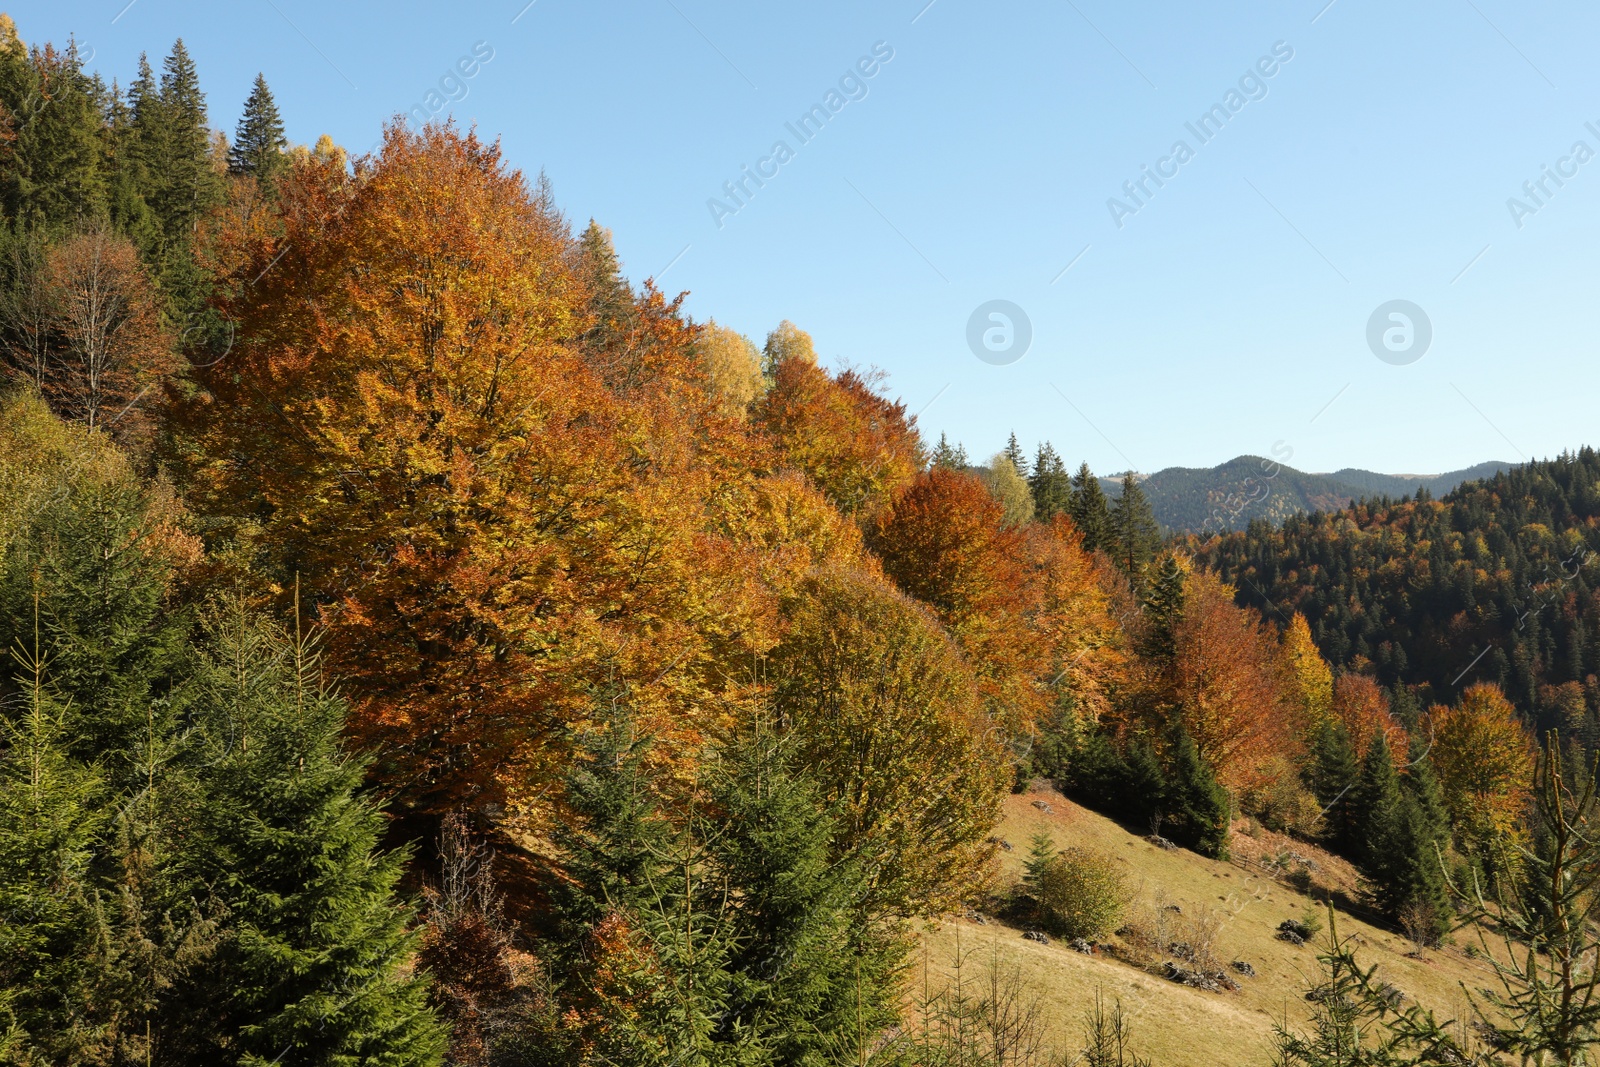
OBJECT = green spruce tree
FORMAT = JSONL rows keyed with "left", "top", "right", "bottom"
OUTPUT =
{"left": 1353, "top": 731, "right": 1401, "bottom": 869}
{"left": 1068, "top": 462, "right": 1111, "bottom": 553}
{"left": 545, "top": 701, "right": 737, "bottom": 1065}
{"left": 1309, "top": 720, "right": 1361, "bottom": 859}
{"left": 1162, "top": 727, "right": 1229, "bottom": 858}
{"left": 0, "top": 470, "right": 192, "bottom": 775}
{"left": 0, "top": 630, "right": 110, "bottom": 1063}
{"left": 1029, "top": 441, "right": 1071, "bottom": 520}
{"left": 228, "top": 73, "right": 287, "bottom": 184}
{"left": 178, "top": 603, "right": 447, "bottom": 1065}
{"left": 1002, "top": 431, "right": 1025, "bottom": 474}
{"left": 1140, "top": 553, "right": 1187, "bottom": 666}
{"left": 708, "top": 723, "right": 901, "bottom": 1061}
{"left": 131, "top": 39, "right": 224, "bottom": 324}
{"left": 1110, "top": 473, "right": 1161, "bottom": 589}
{"left": 10, "top": 39, "right": 108, "bottom": 229}
{"left": 930, "top": 432, "right": 968, "bottom": 470}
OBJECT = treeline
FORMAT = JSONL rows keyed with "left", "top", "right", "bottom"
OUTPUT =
{"left": 0, "top": 16, "right": 1560, "bottom": 1066}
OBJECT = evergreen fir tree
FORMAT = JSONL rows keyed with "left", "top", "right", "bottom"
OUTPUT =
{"left": 1309, "top": 720, "right": 1361, "bottom": 858}
{"left": 930, "top": 432, "right": 968, "bottom": 470}
{"left": 1022, "top": 830, "right": 1057, "bottom": 891}
{"left": 1123, "top": 738, "right": 1168, "bottom": 826}
{"left": 1002, "top": 431, "right": 1025, "bottom": 474}
{"left": 177, "top": 603, "right": 447, "bottom": 1065}
{"left": 1270, "top": 909, "right": 1408, "bottom": 1065}
{"left": 132, "top": 40, "right": 223, "bottom": 323}
{"left": 1353, "top": 731, "right": 1400, "bottom": 869}
{"left": 103, "top": 79, "right": 159, "bottom": 251}
{"left": 1029, "top": 441, "right": 1071, "bottom": 519}
{"left": 11, "top": 39, "right": 108, "bottom": 229}
{"left": 0, "top": 472, "right": 192, "bottom": 776}
{"left": 1369, "top": 791, "right": 1451, "bottom": 943}
{"left": 0, "top": 632, "right": 109, "bottom": 1063}
{"left": 708, "top": 723, "right": 900, "bottom": 1061}
{"left": 573, "top": 218, "right": 636, "bottom": 364}
{"left": 1140, "top": 553, "right": 1187, "bottom": 666}
{"left": 1110, "top": 473, "right": 1161, "bottom": 588}
{"left": 545, "top": 701, "right": 737, "bottom": 1065}
{"left": 1068, "top": 462, "right": 1111, "bottom": 553}
{"left": 1401, "top": 734, "right": 1450, "bottom": 847}
{"left": 228, "top": 73, "right": 287, "bottom": 183}
{"left": 1162, "top": 727, "right": 1229, "bottom": 858}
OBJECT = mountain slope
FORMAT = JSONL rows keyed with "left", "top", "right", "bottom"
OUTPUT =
{"left": 1196, "top": 449, "right": 1600, "bottom": 721}
{"left": 920, "top": 784, "right": 1498, "bottom": 1066}
{"left": 1100, "top": 457, "right": 1511, "bottom": 532}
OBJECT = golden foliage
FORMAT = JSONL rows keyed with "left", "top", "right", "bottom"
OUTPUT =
{"left": 1430, "top": 682, "right": 1533, "bottom": 843}
{"left": 1279, "top": 612, "right": 1333, "bottom": 739}
{"left": 179, "top": 124, "right": 794, "bottom": 811}
{"left": 1331, "top": 672, "right": 1407, "bottom": 761}
{"left": 754, "top": 350, "right": 921, "bottom": 519}
{"left": 772, "top": 565, "right": 1009, "bottom": 916}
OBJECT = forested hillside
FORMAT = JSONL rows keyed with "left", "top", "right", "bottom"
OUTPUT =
{"left": 1197, "top": 451, "right": 1600, "bottom": 744}
{"left": 2, "top": 16, "right": 1598, "bottom": 1066}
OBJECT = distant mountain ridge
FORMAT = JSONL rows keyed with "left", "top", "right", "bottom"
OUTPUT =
{"left": 1101, "top": 457, "right": 1512, "bottom": 532}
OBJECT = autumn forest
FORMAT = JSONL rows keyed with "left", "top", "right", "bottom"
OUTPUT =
{"left": 4, "top": 19, "right": 1600, "bottom": 1067}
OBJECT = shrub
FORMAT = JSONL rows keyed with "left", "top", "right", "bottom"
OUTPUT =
{"left": 1242, "top": 775, "right": 1324, "bottom": 839}
{"left": 1034, "top": 846, "right": 1128, "bottom": 940}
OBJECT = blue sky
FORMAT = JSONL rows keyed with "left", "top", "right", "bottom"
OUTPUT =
{"left": 20, "top": 0, "right": 1600, "bottom": 476}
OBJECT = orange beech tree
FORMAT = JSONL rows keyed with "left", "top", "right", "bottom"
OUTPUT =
{"left": 868, "top": 469, "right": 1127, "bottom": 766}
{"left": 867, "top": 467, "right": 1040, "bottom": 728}
{"left": 1164, "top": 569, "right": 1295, "bottom": 792}
{"left": 174, "top": 123, "right": 805, "bottom": 813}
{"left": 1330, "top": 672, "right": 1407, "bottom": 760}
{"left": 754, "top": 336, "right": 922, "bottom": 520}
{"left": 1019, "top": 515, "right": 1129, "bottom": 740}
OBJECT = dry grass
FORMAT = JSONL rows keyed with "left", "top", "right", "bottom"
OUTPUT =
{"left": 919, "top": 783, "right": 1500, "bottom": 1067}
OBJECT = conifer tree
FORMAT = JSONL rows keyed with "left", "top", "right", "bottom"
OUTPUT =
{"left": 1401, "top": 734, "right": 1449, "bottom": 847}
{"left": 1023, "top": 830, "right": 1057, "bottom": 891}
{"left": 1353, "top": 731, "right": 1400, "bottom": 869}
{"left": 573, "top": 219, "right": 636, "bottom": 367}
{"left": 10, "top": 40, "right": 108, "bottom": 229}
{"left": 177, "top": 603, "right": 447, "bottom": 1065}
{"left": 131, "top": 40, "right": 223, "bottom": 322}
{"left": 1068, "top": 462, "right": 1111, "bottom": 553}
{"left": 228, "top": 73, "right": 287, "bottom": 183}
{"left": 1162, "top": 727, "right": 1229, "bottom": 858}
{"left": 544, "top": 704, "right": 737, "bottom": 1064}
{"left": 708, "top": 723, "right": 900, "bottom": 1061}
{"left": 0, "top": 631, "right": 109, "bottom": 1063}
{"left": 1140, "top": 553, "right": 1187, "bottom": 666}
{"left": 1310, "top": 720, "right": 1361, "bottom": 858}
{"left": 930, "top": 432, "right": 968, "bottom": 470}
{"left": 1002, "top": 431, "right": 1025, "bottom": 474}
{"left": 103, "top": 79, "right": 159, "bottom": 253}
{"left": 1029, "top": 441, "right": 1070, "bottom": 520}
{"left": 1110, "top": 473, "right": 1160, "bottom": 588}
{"left": 0, "top": 471, "right": 191, "bottom": 774}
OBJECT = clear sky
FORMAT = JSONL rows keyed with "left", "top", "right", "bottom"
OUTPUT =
{"left": 19, "top": 0, "right": 1600, "bottom": 476}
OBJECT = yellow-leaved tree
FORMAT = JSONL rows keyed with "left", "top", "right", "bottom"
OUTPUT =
{"left": 1431, "top": 682, "right": 1533, "bottom": 854}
